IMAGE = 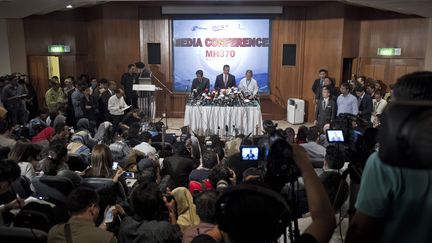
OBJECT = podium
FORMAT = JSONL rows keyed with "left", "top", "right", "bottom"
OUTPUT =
{"left": 133, "top": 84, "right": 160, "bottom": 122}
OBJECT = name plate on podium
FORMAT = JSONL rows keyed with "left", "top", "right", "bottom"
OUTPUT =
{"left": 133, "top": 84, "right": 157, "bottom": 91}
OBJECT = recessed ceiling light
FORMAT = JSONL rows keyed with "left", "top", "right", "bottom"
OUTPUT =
{"left": 66, "top": 5, "right": 73, "bottom": 9}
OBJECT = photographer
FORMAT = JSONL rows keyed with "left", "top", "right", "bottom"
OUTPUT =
{"left": 118, "top": 182, "right": 181, "bottom": 243}
{"left": 191, "top": 145, "right": 335, "bottom": 243}
{"left": 346, "top": 71, "right": 432, "bottom": 243}
{"left": 48, "top": 188, "right": 117, "bottom": 243}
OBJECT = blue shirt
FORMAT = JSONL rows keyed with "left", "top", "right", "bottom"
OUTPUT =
{"left": 356, "top": 152, "right": 432, "bottom": 242}
{"left": 336, "top": 93, "right": 358, "bottom": 115}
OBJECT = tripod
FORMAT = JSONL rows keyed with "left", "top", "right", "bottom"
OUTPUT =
{"left": 151, "top": 72, "right": 173, "bottom": 129}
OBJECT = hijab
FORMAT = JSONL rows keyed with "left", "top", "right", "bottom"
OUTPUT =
{"left": 76, "top": 118, "right": 90, "bottom": 132}
{"left": 94, "top": 121, "right": 113, "bottom": 142}
{"left": 171, "top": 187, "right": 200, "bottom": 232}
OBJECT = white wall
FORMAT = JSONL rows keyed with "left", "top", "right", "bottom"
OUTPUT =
{"left": 0, "top": 19, "right": 12, "bottom": 76}
{"left": 0, "top": 18, "right": 27, "bottom": 76}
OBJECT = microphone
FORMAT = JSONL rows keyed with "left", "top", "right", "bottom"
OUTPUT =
{"left": 225, "top": 125, "right": 229, "bottom": 138}
{"left": 185, "top": 79, "right": 191, "bottom": 92}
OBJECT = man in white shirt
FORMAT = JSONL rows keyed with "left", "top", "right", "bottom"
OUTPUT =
{"left": 133, "top": 131, "right": 156, "bottom": 157}
{"left": 337, "top": 83, "right": 358, "bottom": 116}
{"left": 238, "top": 69, "right": 259, "bottom": 98}
{"left": 108, "top": 88, "right": 127, "bottom": 129}
{"left": 371, "top": 89, "right": 387, "bottom": 122}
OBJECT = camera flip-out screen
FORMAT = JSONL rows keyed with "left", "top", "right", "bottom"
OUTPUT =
{"left": 326, "top": 130, "right": 345, "bottom": 143}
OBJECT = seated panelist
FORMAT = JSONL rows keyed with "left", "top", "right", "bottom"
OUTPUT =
{"left": 238, "top": 69, "right": 259, "bottom": 98}
{"left": 191, "top": 70, "right": 210, "bottom": 98}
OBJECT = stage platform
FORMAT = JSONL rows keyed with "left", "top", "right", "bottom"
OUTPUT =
{"left": 161, "top": 118, "right": 313, "bottom": 136}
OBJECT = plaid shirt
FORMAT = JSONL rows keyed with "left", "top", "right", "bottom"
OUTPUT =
{"left": 109, "top": 140, "right": 131, "bottom": 165}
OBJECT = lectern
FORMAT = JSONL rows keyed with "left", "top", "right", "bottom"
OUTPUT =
{"left": 133, "top": 84, "right": 159, "bottom": 121}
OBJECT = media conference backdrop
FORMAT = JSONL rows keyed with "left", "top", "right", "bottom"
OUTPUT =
{"left": 172, "top": 19, "right": 270, "bottom": 93}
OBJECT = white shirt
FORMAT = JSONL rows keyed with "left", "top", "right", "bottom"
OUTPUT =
{"left": 108, "top": 95, "right": 127, "bottom": 115}
{"left": 133, "top": 142, "right": 157, "bottom": 156}
{"left": 238, "top": 78, "right": 259, "bottom": 96}
{"left": 372, "top": 98, "right": 387, "bottom": 115}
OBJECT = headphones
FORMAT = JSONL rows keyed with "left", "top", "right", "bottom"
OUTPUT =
{"left": 215, "top": 184, "right": 291, "bottom": 242}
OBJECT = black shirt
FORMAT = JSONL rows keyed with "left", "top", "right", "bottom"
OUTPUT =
{"left": 120, "top": 72, "right": 137, "bottom": 98}
{"left": 121, "top": 112, "right": 141, "bottom": 127}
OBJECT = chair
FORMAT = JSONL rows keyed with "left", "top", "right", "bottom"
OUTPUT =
{"left": 66, "top": 153, "right": 89, "bottom": 172}
{"left": 79, "top": 178, "right": 127, "bottom": 225}
{"left": 0, "top": 226, "right": 47, "bottom": 243}
{"left": 32, "top": 176, "right": 76, "bottom": 204}
{"left": 11, "top": 176, "right": 33, "bottom": 198}
{"left": 79, "top": 178, "right": 126, "bottom": 203}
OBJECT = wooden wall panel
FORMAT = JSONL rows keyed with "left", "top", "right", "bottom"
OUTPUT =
{"left": 139, "top": 13, "right": 174, "bottom": 118}
{"left": 268, "top": 7, "right": 306, "bottom": 120}
{"left": 302, "top": 2, "right": 345, "bottom": 121}
{"left": 359, "top": 17, "right": 427, "bottom": 59}
{"left": 358, "top": 57, "right": 424, "bottom": 88}
{"left": 342, "top": 6, "right": 361, "bottom": 59}
{"left": 102, "top": 3, "right": 140, "bottom": 82}
{"left": 28, "top": 56, "right": 49, "bottom": 107}
{"left": 23, "top": 11, "right": 88, "bottom": 57}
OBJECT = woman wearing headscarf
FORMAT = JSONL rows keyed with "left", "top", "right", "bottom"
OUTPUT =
{"left": 171, "top": 187, "right": 200, "bottom": 232}
{"left": 74, "top": 118, "right": 95, "bottom": 148}
{"left": 94, "top": 121, "right": 114, "bottom": 145}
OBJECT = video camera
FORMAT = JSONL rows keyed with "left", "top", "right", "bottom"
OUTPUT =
{"left": 378, "top": 101, "right": 432, "bottom": 169}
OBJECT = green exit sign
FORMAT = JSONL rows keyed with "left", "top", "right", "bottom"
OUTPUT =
{"left": 377, "top": 48, "right": 401, "bottom": 56}
{"left": 48, "top": 45, "right": 70, "bottom": 53}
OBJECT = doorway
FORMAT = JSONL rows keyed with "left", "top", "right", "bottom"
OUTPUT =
{"left": 47, "top": 56, "right": 61, "bottom": 80}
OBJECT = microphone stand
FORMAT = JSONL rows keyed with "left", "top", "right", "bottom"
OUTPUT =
{"left": 152, "top": 73, "right": 173, "bottom": 129}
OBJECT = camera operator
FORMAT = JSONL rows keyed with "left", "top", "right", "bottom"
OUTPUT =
{"left": 191, "top": 145, "right": 335, "bottom": 243}
{"left": 346, "top": 71, "right": 432, "bottom": 243}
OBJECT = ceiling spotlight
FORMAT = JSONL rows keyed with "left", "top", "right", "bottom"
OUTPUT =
{"left": 66, "top": 5, "right": 73, "bottom": 9}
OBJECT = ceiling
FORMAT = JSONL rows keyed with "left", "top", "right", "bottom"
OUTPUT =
{"left": 0, "top": 0, "right": 431, "bottom": 19}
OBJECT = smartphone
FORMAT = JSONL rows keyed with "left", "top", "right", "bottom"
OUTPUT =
{"left": 326, "top": 129, "right": 345, "bottom": 143}
{"left": 104, "top": 206, "right": 115, "bottom": 223}
{"left": 124, "top": 172, "right": 135, "bottom": 178}
{"left": 112, "top": 162, "right": 118, "bottom": 170}
{"left": 240, "top": 145, "right": 260, "bottom": 161}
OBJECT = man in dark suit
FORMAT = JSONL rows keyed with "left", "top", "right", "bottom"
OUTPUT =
{"left": 355, "top": 86, "right": 373, "bottom": 122}
{"left": 191, "top": 70, "right": 210, "bottom": 98}
{"left": 120, "top": 63, "right": 138, "bottom": 108}
{"left": 99, "top": 81, "right": 117, "bottom": 122}
{"left": 314, "top": 86, "right": 336, "bottom": 131}
{"left": 214, "top": 64, "right": 236, "bottom": 91}
{"left": 311, "top": 69, "right": 328, "bottom": 103}
{"left": 161, "top": 142, "right": 198, "bottom": 188}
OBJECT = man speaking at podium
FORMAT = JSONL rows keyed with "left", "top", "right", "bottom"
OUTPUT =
{"left": 191, "top": 70, "right": 210, "bottom": 98}
{"left": 214, "top": 64, "right": 236, "bottom": 91}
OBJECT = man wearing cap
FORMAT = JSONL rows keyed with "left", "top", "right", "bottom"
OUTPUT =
{"left": 45, "top": 78, "right": 66, "bottom": 113}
